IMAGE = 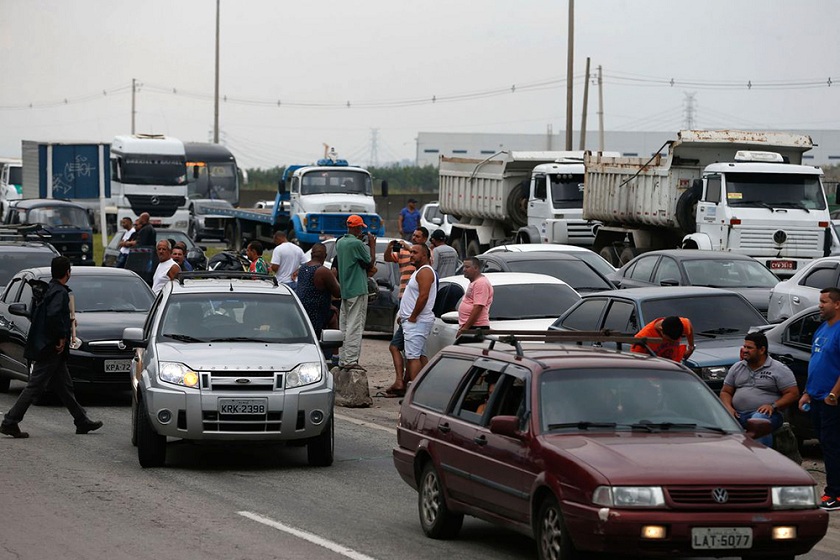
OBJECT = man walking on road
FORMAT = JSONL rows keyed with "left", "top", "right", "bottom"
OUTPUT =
{"left": 335, "top": 215, "right": 376, "bottom": 371}
{"left": 0, "top": 257, "right": 103, "bottom": 438}
{"left": 800, "top": 287, "right": 840, "bottom": 510}
{"left": 398, "top": 198, "right": 421, "bottom": 241}
{"left": 398, "top": 243, "right": 437, "bottom": 382}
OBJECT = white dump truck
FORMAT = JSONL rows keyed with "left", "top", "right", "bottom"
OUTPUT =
{"left": 438, "top": 151, "right": 618, "bottom": 258}
{"left": 584, "top": 130, "right": 833, "bottom": 277}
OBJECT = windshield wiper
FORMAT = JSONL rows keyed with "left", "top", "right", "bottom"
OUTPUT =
{"left": 699, "top": 327, "right": 741, "bottom": 335}
{"left": 775, "top": 201, "right": 811, "bottom": 213}
{"left": 162, "top": 333, "right": 203, "bottom": 343}
{"left": 547, "top": 421, "right": 618, "bottom": 430}
{"left": 208, "top": 336, "right": 272, "bottom": 343}
{"left": 730, "top": 200, "right": 775, "bottom": 212}
{"left": 631, "top": 422, "right": 697, "bottom": 431}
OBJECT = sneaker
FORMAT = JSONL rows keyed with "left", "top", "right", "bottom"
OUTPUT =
{"left": 820, "top": 495, "right": 840, "bottom": 511}
{"left": 0, "top": 423, "right": 29, "bottom": 439}
{"left": 75, "top": 420, "right": 103, "bottom": 434}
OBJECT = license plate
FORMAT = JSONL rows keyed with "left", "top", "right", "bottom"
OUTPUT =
{"left": 151, "top": 219, "right": 162, "bottom": 225}
{"left": 104, "top": 359, "right": 131, "bottom": 373}
{"left": 691, "top": 527, "right": 752, "bottom": 550}
{"left": 768, "top": 260, "right": 796, "bottom": 271}
{"left": 218, "top": 398, "right": 266, "bottom": 415}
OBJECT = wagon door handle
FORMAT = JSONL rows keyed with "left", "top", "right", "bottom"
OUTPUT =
{"left": 438, "top": 422, "right": 451, "bottom": 434}
{"left": 473, "top": 434, "right": 487, "bottom": 446}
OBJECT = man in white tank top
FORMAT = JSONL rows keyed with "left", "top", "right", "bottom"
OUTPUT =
{"left": 398, "top": 243, "right": 437, "bottom": 382}
{"left": 152, "top": 240, "right": 180, "bottom": 294}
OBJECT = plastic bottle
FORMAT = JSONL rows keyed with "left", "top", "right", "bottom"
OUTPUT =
{"left": 802, "top": 403, "right": 811, "bottom": 412}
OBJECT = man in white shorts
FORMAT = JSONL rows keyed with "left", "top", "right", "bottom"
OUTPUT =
{"left": 398, "top": 244, "right": 437, "bottom": 382}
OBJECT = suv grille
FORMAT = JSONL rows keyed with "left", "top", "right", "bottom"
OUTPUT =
{"left": 200, "top": 371, "right": 282, "bottom": 392}
{"left": 667, "top": 486, "right": 769, "bottom": 508}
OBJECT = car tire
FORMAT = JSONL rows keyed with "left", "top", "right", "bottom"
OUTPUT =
{"left": 130, "top": 397, "right": 139, "bottom": 447}
{"left": 137, "top": 398, "right": 166, "bottom": 468}
{"left": 307, "top": 415, "right": 334, "bottom": 467}
{"left": 0, "top": 375, "right": 10, "bottom": 393}
{"left": 418, "top": 462, "right": 463, "bottom": 539}
{"left": 536, "top": 494, "right": 579, "bottom": 560}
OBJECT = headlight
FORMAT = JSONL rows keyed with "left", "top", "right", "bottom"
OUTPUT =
{"left": 81, "top": 245, "right": 90, "bottom": 253}
{"left": 697, "top": 366, "right": 728, "bottom": 382}
{"left": 772, "top": 486, "right": 817, "bottom": 509}
{"left": 286, "top": 362, "right": 322, "bottom": 388}
{"left": 159, "top": 361, "right": 199, "bottom": 388}
{"left": 174, "top": 220, "right": 189, "bottom": 229}
{"left": 593, "top": 486, "right": 665, "bottom": 508}
{"left": 309, "top": 215, "right": 319, "bottom": 229}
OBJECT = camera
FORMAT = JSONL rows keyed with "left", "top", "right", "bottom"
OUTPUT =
{"left": 391, "top": 240, "right": 402, "bottom": 252}
{"left": 360, "top": 233, "right": 370, "bottom": 244}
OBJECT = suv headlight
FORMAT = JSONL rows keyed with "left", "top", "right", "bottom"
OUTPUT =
{"left": 772, "top": 486, "right": 817, "bottom": 509}
{"left": 592, "top": 486, "right": 665, "bottom": 508}
{"left": 159, "top": 361, "right": 199, "bottom": 388}
{"left": 286, "top": 362, "right": 322, "bottom": 388}
{"left": 696, "top": 366, "right": 728, "bottom": 382}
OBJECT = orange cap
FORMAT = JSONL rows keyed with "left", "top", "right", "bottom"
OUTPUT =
{"left": 346, "top": 215, "right": 366, "bottom": 228}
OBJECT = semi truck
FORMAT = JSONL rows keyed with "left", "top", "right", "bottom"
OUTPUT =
{"left": 583, "top": 130, "right": 833, "bottom": 277}
{"left": 0, "top": 157, "right": 22, "bottom": 217}
{"left": 215, "top": 152, "right": 386, "bottom": 251}
{"left": 438, "top": 151, "right": 619, "bottom": 258}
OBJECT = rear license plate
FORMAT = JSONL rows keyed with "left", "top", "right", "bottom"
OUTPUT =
{"left": 218, "top": 398, "right": 266, "bottom": 415}
{"left": 691, "top": 527, "right": 752, "bottom": 549}
{"left": 768, "top": 260, "right": 796, "bottom": 271}
{"left": 104, "top": 359, "right": 131, "bottom": 373}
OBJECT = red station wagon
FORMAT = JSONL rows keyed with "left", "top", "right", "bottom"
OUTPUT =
{"left": 392, "top": 332, "right": 828, "bottom": 560}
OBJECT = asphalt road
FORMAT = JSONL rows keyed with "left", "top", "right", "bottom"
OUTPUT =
{"left": 1, "top": 340, "right": 839, "bottom": 559}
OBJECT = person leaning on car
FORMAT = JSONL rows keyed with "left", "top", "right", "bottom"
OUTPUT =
{"left": 632, "top": 316, "right": 695, "bottom": 362}
{"left": 719, "top": 332, "right": 799, "bottom": 447}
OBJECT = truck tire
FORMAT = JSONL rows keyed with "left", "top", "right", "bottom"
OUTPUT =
{"left": 599, "top": 246, "right": 620, "bottom": 268}
{"left": 619, "top": 247, "right": 642, "bottom": 266}
{"left": 451, "top": 238, "right": 465, "bottom": 260}
{"left": 467, "top": 240, "right": 482, "bottom": 258}
{"left": 506, "top": 181, "right": 528, "bottom": 229}
{"left": 676, "top": 184, "right": 701, "bottom": 234}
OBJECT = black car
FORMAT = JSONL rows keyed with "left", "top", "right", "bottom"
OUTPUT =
{"left": 367, "top": 260, "right": 399, "bottom": 333}
{"left": 188, "top": 199, "right": 233, "bottom": 241}
{"left": 0, "top": 236, "right": 60, "bottom": 290}
{"left": 610, "top": 249, "right": 780, "bottom": 316}
{"left": 550, "top": 286, "right": 769, "bottom": 393}
{"left": 477, "top": 251, "right": 614, "bottom": 293}
{"left": 102, "top": 229, "right": 207, "bottom": 270}
{"left": 0, "top": 266, "right": 154, "bottom": 391}
{"left": 3, "top": 199, "right": 95, "bottom": 266}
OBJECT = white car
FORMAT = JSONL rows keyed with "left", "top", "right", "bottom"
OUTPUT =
{"left": 768, "top": 255, "right": 840, "bottom": 322}
{"left": 484, "top": 243, "right": 616, "bottom": 277}
{"left": 424, "top": 272, "right": 581, "bottom": 358}
{"left": 420, "top": 202, "right": 458, "bottom": 237}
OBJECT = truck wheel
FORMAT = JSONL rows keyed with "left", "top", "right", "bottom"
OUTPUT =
{"left": 599, "top": 246, "right": 620, "bottom": 268}
{"left": 619, "top": 247, "right": 642, "bottom": 266}
{"left": 676, "top": 184, "right": 701, "bottom": 234}
{"left": 137, "top": 399, "right": 166, "bottom": 468}
{"left": 451, "top": 238, "right": 465, "bottom": 260}
{"left": 506, "top": 181, "right": 528, "bottom": 229}
{"left": 467, "top": 240, "right": 481, "bottom": 258}
{"left": 307, "top": 416, "right": 334, "bottom": 467}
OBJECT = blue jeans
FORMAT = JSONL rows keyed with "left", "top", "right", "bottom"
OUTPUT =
{"left": 737, "top": 410, "right": 783, "bottom": 447}
{"left": 115, "top": 252, "right": 128, "bottom": 268}
{"left": 812, "top": 400, "right": 840, "bottom": 497}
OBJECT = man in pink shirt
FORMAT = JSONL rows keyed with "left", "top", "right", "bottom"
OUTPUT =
{"left": 457, "top": 256, "right": 494, "bottom": 337}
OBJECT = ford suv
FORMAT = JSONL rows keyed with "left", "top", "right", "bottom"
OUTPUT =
{"left": 123, "top": 272, "right": 342, "bottom": 468}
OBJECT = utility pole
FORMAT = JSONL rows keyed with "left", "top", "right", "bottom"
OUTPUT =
{"left": 579, "top": 57, "right": 590, "bottom": 150}
{"left": 131, "top": 78, "right": 136, "bottom": 134}
{"left": 370, "top": 128, "right": 379, "bottom": 167}
{"left": 597, "top": 65, "right": 604, "bottom": 151}
{"left": 683, "top": 92, "right": 697, "bottom": 129}
{"left": 565, "top": 0, "right": 574, "bottom": 150}
{"left": 213, "top": 0, "right": 220, "bottom": 144}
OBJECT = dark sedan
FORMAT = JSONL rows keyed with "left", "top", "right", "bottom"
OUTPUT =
{"left": 610, "top": 249, "right": 780, "bottom": 316}
{"left": 0, "top": 267, "right": 154, "bottom": 391}
{"left": 477, "top": 251, "right": 614, "bottom": 293}
{"left": 550, "top": 287, "right": 769, "bottom": 392}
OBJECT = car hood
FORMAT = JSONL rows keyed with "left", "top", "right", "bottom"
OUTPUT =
{"left": 542, "top": 433, "right": 813, "bottom": 486}
{"left": 686, "top": 336, "right": 745, "bottom": 367}
{"left": 75, "top": 311, "right": 148, "bottom": 341}
{"left": 155, "top": 341, "right": 324, "bottom": 370}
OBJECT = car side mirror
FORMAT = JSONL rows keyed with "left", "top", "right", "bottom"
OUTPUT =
{"left": 441, "top": 311, "right": 459, "bottom": 325}
{"left": 8, "top": 302, "right": 29, "bottom": 318}
{"left": 320, "top": 329, "right": 344, "bottom": 348}
{"left": 122, "top": 327, "right": 147, "bottom": 349}
{"left": 489, "top": 415, "right": 524, "bottom": 439}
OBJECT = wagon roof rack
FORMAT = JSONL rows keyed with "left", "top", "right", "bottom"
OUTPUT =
{"left": 0, "top": 223, "right": 53, "bottom": 242}
{"left": 176, "top": 271, "right": 279, "bottom": 286}
{"left": 453, "top": 329, "right": 662, "bottom": 358}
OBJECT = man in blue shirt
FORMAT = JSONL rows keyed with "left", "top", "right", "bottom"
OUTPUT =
{"left": 398, "top": 198, "right": 420, "bottom": 241}
{"left": 801, "top": 287, "right": 840, "bottom": 510}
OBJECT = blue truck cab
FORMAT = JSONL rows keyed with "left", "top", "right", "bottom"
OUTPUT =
{"left": 3, "top": 199, "right": 95, "bottom": 265}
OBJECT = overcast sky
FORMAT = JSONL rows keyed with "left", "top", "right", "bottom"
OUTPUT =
{"left": 1, "top": 0, "right": 838, "bottom": 169}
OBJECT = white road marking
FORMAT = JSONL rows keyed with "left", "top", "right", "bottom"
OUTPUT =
{"left": 238, "top": 511, "right": 380, "bottom": 560}
{"left": 335, "top": 412, "right": 396, "bottom": 435}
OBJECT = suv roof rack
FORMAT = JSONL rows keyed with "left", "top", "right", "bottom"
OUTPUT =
{"left": 454, "top": 329, "right": 662, "bottom": 358}
{"left": 0, "top": 223, "right": 53, "bottom": 242}
{"left": 176, "top": 271, "right": 279, "bottom": 286}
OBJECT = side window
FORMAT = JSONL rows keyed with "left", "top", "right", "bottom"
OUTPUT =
{"left": 484, "top": 373, "right": 527, "bottom": 424}
{"left": 653, "top": 257, "right": 681, "bottom": 285}
{"left": 143, "top": 296, "right": 163, "bottom": 339}
{"left": 785, "top": 313, "right": 823, "bottom": 350}
{"left": 801, "top": 266, "right": 838, "bottom": 289}
{"left": 411, "top": 356, "right": 474, "bottom": 413}
{"left": 482, "top": 260, "right": 503, "bottom": 273}
{"left": 629, "top": 256, "right": 658, "bottom": 282}
{"left": 454, "top": 367, "right": 499, "bottom": 424}
{"left": 1, "top": 278, "right": 21, "bottom": 303}
{"left": 705, "top": 175, "right": 722, "bottom": 203}
{"left": 18, "top": 281, "right": 33, "bottom": 308}
{"left": 532, "top": 174, "right": 547, "bottom": 200}
{"left": 559, "top": 298, "right": 608, "bottom": 331}
{"left": 603, "top": 301, "right": 638, "bottom": 333}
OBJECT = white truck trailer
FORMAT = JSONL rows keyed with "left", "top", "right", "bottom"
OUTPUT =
{"left": 584, "top": 130, "right": 833, "bottom": 277}
{"left": 438, "top": 151, "right": 618, "bottom": 258}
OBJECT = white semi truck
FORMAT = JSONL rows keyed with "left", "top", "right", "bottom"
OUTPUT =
{"left": 438, "top": 151, "right": 618, "bottom": 258}
{"left": 584, "top": 130, "right": 833, "bottom": 277}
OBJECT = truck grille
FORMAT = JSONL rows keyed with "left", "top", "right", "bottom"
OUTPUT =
{"left": 735, "top": 226, "right": 822, "bottom": 255}
{"left": 566, "top": 220, "right": 597, "bottom": 242}
{"left": 667, "top": 486, "right": 769, "bottom": 508}
{"left": 126, "top": 195, "right": 186, "bottom": 218}
{"left": 307, "top": 214, "right": 381, "bottom": 233}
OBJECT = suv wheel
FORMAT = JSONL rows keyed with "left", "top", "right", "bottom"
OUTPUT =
{"left": 418, "top": 462, "right": 463, "bottom": 539}
{"left": 307, "top": 416, "right": 334, "bottom": 467}
{"left": 536, "top": 495, "right": 578, "bottom": 560}
{"left": 137, "top": 398, "right": 167, "bottom": 468}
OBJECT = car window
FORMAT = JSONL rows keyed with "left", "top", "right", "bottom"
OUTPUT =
{"left": 490, "top": 284, "right": 580, "bottom": 320}
{"left": 505, "top": 260, "right": 612, "bottom": 291}
{"left": 683, "top": 259, "right": 779, "bottom": 288}
{"left": 484, "top": 372, "right": 528, "bottom": 425}
{"left": 0, "top": 250, "right": 55, "bottom": 287}
{"left": 653, "top": 257, "right": 680, "bottom": 285}
{"left": 1, "top": 278, "right": 21, "bottom": 303}
{"left": 68, "top": 275, "right": 154, "bottom": 312}
{"left": 557, "top": 298, "right": 608, "bottom": 331}
{"left": 411, "top": 356, "right": 474, "bottom": 413}
{"left": 18, "top": 280, "right": 33, "bottom": 308}
{"left": 454, "top": 367, "right": 501, "bottom": 424}
{"left": 481, "top": 259, "right": 504, "bottom": 273}
{"left": 784, "top": 312, "right": 823, "bottom": 350}
{"left": 801, "top": 265, "right": 838, "bottom": 289}
{"left": 628, "top": 256, "right": 657, "bottom": 281}
{"left": 603, "top": 300, "right": 638, "bottom": 332}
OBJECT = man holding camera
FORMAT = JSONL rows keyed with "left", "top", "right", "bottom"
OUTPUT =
{"left": 335, "top": 215, "right": 376, "bottom": 371}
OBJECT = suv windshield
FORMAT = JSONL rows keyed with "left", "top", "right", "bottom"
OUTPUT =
{"left": 158, "top": 292, "right": 312, "bottom": 343}
{"left": 641, "top": 294, "right": 766, "bottom": 335}
{"left": 726, "top": 172, "right": 826, "bottom": 210}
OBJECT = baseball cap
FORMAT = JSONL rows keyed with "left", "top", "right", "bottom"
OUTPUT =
{"left": 407, "top": 198, "right": 417, "bottom": 203}
{"left": 346, "top": 214, "right": 366, "bottom": 228}
{"left": 430, "top": 229, "right": 447, "bottom": 241}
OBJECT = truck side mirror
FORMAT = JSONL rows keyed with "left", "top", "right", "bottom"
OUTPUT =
{"left": 381, "top": 180, "right": 388, "bottom": 198}
{"left": 277, "top": 179, "right": 286, "bottom": 196}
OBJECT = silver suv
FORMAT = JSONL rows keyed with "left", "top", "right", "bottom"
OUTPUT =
{"left": 123, "top": 272, "right": 342, "bottom": 468}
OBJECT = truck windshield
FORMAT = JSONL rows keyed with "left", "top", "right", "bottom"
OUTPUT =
{"left": 725, "top": 173, "right": 826, "bottom": 210}
{"left": 187, "top": 162, "right": 238, "bottom": 204}
{"left": 550, "top": 174, "right": 585, "bottom": 209}
{"left": 300, "top": 170, "right": 372, "bottom": 196}
{"left": 8, "top": 166, "right": 22, "bottom": 187}
{"left": 121, "top": 155, "right": 187, "bottom": 186}
{"left": 28, "top": 206, "right": 90, "bottom": 228}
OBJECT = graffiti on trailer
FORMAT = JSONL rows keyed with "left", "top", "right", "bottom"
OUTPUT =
{"left": 52, "top": 155, "right": 95, "bottom": 196}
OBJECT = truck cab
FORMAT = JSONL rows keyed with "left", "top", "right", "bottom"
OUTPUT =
{"left": 4, "top": 199, "right": 94, "bottom": 265}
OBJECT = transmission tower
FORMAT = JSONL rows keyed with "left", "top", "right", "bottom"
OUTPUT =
{"left": 683, "top": 92, "right": 697, "bottom": 129}
{"left": 369, "top": 128, "right": 379, "bottom": 167}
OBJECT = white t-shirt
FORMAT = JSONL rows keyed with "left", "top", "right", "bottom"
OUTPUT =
{"left": 270, "top": 242, "right": 306, "bottom": 283}
{"left": 119, "top": 228, "right": 135, "bottom": 255}
{"left": 152, "top": 258, "right": 179, "bottom": 294}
